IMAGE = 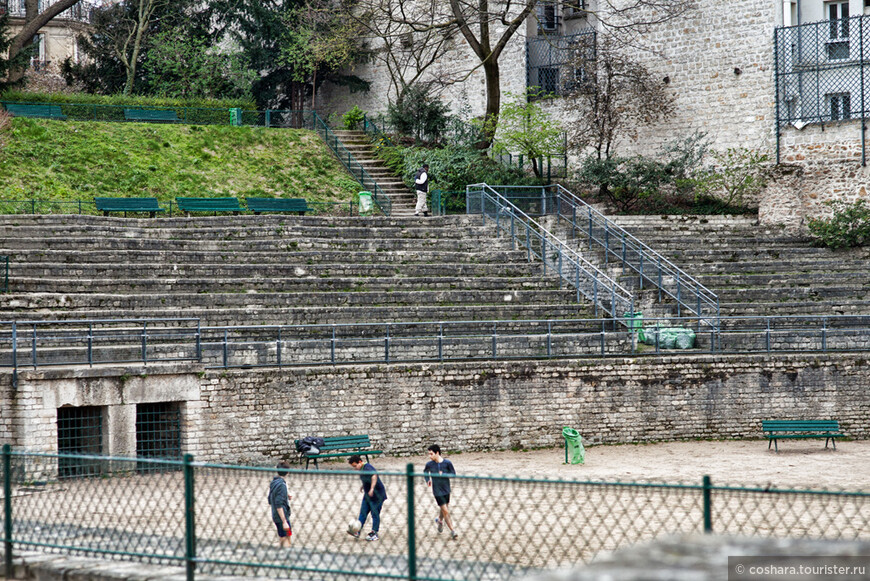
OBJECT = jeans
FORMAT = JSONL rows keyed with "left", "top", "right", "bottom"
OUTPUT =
{"left": 357, "top": 494, "right": 385, "bottom": 533}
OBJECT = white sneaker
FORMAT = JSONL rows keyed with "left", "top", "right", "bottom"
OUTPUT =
{"left": 435, "top": 517, "right": 443, "bottom": 533}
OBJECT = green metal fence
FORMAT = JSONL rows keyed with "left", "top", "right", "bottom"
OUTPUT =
{"left": 2, "top": 446, "right": 869, "bottom": 581}
{"left": 0, "top": 102, "right": 315, "bottom": 129}
{"left": 0, "top": 199, "right": 357, "bottom": 217}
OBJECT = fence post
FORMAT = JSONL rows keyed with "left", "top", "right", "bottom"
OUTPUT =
{"left": 3, "top": 444, "right": 12, "bottom": 580}
{"left": 196, "top": 321, "right": 202, "bottom": 362}
{"left": 184, "top": 454, "right": 196, "bottom": 581}
{"left": 703, "top": 475, "right": 712, "bottom": 533}
{"left": 406, "top": 463, "right": 417, "bottom": 581}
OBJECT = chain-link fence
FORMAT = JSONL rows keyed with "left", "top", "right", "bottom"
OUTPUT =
{"left": 2, "top": 447, "right": 869, "bottom": 581}
{"left": 775, "top": 14, "right": 870, "bottom": 163}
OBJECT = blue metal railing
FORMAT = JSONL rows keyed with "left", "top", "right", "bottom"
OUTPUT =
{"left": 312, "top": 112, "right": 392, "bottom": 216}
{"left": 476, "top": 184, "right": 720, "bottom": 331}
{"left": 0, "top": 318, "right": 202, "bottom": 373}
{"left": 3, "top": 315, "right": 870, "bottom": 371}
{"left": 467, "top": 183, "right": 634, "bottom": 320}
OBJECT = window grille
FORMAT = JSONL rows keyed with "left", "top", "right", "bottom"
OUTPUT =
{"left": 526, "top": 29, "right": 596, "bottom": 97}
{"left": 136, "top": 402, "right": 182, "bottom": 472}
{"left": 537, "top": 1, "right": 561, "bottom": 33}
{"left": 57, "top": 406, "right": 103, "bottom": 479}
{"left": 828, "top": 93, "right": 851, "bottom": 120}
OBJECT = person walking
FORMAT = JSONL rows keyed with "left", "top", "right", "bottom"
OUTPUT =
{"left": 423, "top": 444, "right": 458, "bottom": 540}
{"left": 347, "top": 455, "right": 388, "bottom": 541}
{"left": 414, "top": 163, "right": 431, "bottom": 217}
{"left": 267, "top": 460, "right": 293, "bottom": 548}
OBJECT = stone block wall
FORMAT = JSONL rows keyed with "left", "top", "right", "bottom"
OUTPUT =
{"left": 195, "top": 354, "right": 870, "bottom": 464}
{"left": 5, "top": 354, "right": 868, "bottom": 465}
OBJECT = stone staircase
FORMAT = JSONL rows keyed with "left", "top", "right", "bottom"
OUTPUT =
{"left": 598, "top": 215, "right": 870, "bottom": 321}
{"left": 331, "top": 130, "right": 417, "bottom": 217}
{"left": 0, "top": 215, "right": 611, "bottom": 365}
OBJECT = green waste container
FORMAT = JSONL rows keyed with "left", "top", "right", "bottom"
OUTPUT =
{"left": 624, "top": 311, "right": 644, "bottom": 342}
{"left": 229, "top": 107, "right": 242, "bottom": 126}
{"left": 358, "top": 191, "right": 373, "bottom": 216}
{"left": 562, "top": 426, "right": 585, "bottom": 465}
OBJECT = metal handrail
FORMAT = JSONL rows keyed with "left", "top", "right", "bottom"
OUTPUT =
{"left": 361, "top": 114, "right": 395, "bottom": 148}
{"left": 0, "top": 318, "right": 202, "bottom": 376}
{"left": 4, "top": 315, "right": 870, "bottom": 371}
{"left": 467, "top": 183, "right": 634, "bottom": 321}
{"left": 553, "top": 184, "right": 720, "bottom": 327}
{"left": 479, "top": 184, "right": 720, "bottom": 330}
{"left": 312, "top": 112, "right": 392, "bottom": 216}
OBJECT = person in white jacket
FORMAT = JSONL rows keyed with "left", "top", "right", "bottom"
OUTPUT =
{"left": 414, "top": 163, "right": 431, "bottom": 217}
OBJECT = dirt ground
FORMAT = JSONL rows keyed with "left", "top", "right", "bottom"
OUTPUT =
{"left": 371, "top": 438, "right": 870, "bottom": 489}
{"left": 5, "top": 439, "right": 869, "bottom": 578}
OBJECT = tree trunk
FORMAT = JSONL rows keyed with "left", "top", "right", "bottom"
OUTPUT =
{"left": 7, "top": 0, "right": 83, "bottom": 82}
{"left": 480, "top": 59, "right": 500, "bottom": 150}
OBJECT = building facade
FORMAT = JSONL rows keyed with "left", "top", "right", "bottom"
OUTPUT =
{"left": 321, "top": 0, "right": 870, "bottom": 228}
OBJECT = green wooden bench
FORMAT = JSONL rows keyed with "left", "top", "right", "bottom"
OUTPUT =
{"left": 294, "top": 435, "right": 382, "bottom": 470}
{"left": 176, "top": 197, "right": 244, "bottom": 215}
{"left": 246, "top": 197, "right": 311, "bottom": 215}
{"left": 124, "top": 108, "right": 180, "bottom": 123}
{"left": 94, "top": 197, "right": 165, "bottom": 218}
{"left": 4, "top": 103, "right": 67, "bottom": 120}
{"left": 762, "top": 420, "right": 843, "bottom": 452}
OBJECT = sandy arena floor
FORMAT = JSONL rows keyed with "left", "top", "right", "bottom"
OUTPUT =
{"left": 371, "top": 438, "right": 870, "bottom": 489}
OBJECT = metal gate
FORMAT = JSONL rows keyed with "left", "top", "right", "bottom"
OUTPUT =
{"left": 57, "top": 406, "right": 103, "bottom": 478}
{"left": 136, "top": 402, "right": 182, "bottom": 472}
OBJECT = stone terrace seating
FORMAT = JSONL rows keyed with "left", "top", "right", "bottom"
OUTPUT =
{"left": 598, "top": 215, "right": 870, "bottom": 319}
{"left": 0, "top": 215, "right": 594, "bottom": 332}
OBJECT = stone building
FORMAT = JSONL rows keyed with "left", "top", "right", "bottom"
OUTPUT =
{"left": 2, "top": 0, "right": 91, "bottom": 74}
{"left": 321, "top": 0, "right": 870, "bottom": 227}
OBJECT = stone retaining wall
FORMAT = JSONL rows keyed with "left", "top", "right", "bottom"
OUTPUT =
{"left": 7, "top": 353, "right": 865, "bottom": 464}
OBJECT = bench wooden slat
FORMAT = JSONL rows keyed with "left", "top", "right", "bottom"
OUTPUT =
{"left": 762, "top": 420, "right": 842, "bottom": 452}
{"left": 124, "top": 108, "right": 180, "bottom": 123}
{"left": 246, "top": 197, "right": 311, "bottom": 215}
{"left": 94, "top": 197, "right": 165, "bottom": 218}
{"left": 4, "top": 103, "right": 67, "bottom": 120}
{"left": 294, "top": 435, "right": 377, "bottom": 469}
{"left": 176, "top": 197, "right": 244, "bottom": 213}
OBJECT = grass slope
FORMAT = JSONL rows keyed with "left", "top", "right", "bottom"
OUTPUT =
{"left": 0, "top": 118, "right": 359, "bottom": 202}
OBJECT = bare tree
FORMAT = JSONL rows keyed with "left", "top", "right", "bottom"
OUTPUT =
{"left": 564, "top": 36, "right": 673, "bottom": 160}
{"left": 356, "top": 0, "right": 695, "bottom": 149}
{"left": 341, "top": 0, "right": 459, "bottom": 105}
{"left": 110, "top": 0, "right": 169, "bottom": 95}
{"left": 6, "top": 0, "right": 83, "bottom": 83}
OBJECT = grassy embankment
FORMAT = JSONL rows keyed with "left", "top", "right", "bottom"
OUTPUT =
{"left": 0, "top": 118, "right": 359, "bottom": 204}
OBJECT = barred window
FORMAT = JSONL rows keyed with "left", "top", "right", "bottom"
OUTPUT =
{"left": 828, "top": 92, "right": 851, "bottom": 120}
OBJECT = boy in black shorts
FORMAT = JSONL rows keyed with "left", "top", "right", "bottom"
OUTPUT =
{"left": 423, "top": 444, "right": 457, "bottom": 540}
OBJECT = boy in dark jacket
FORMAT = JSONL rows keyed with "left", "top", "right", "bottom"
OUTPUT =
{"left": 424, "top": 444, "right": 457, "bottom": 539}
{"left": 268, "top": 460, "right": 293, "bottom": 547}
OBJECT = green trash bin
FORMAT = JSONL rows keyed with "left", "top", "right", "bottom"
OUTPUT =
{"left": 358, "top": 191, "right": 373, "bottom": 216}
{"left": 624, "top": 311, "right": 644, "bottom": 342}
{"left": 562, "top": 426, "right": 585, "bottom": 465}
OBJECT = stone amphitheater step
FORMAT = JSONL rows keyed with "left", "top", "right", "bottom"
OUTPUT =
{"left": 0, "top": 304, "right": 595, "bottom": 328}
{"left": 573, "top": 214, "right": 870, "bottom": 318}
{"left": 0, "top": 215, "right": 598, "bottom": 331}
